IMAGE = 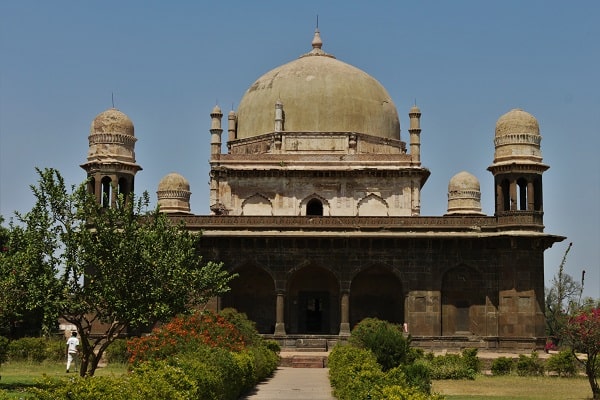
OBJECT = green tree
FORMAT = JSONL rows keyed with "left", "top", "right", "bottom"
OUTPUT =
{"left": 563, "top": 307, "right": 600, "bottom": 399}
{"left": 545, "top": 242, "right": 582, "bottom": 343}
{"left": 0, "top": 217, "right": 50, "bottom": 337}
{"left": 3, "top": 168, "right": 235, "bottom": 376}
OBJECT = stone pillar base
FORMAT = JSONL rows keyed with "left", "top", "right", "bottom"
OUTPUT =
{"left": 274, "top": 322, "right": 286, "bottom": 336}
{"left": 339, "top": 322, "right": 351, "bottom": 336}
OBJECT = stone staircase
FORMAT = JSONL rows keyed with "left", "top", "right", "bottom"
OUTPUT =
{"left": 279, "top": 337, "right": 330, "bottom": 368}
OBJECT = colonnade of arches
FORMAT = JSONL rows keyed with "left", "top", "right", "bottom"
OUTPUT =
{"left": 88, "top": 174, "right": 135, "bottom": 207}
{"left": 221, "top": 263, "right": 489, "bottom": 336}
{"left": 496, "top": 175, "right": 543, "bottom": 213}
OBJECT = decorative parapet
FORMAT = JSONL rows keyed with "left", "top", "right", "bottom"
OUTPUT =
{"left": 448, "top": 190, "right": 481, "bottom": 200}
{"left": 227, "top": 131, "right": 406, "bottom": 155}
{"left": 494, "top": 133, "right": 541, "bottom": 147}
{"left": 496, "top": 211, "right": 544, "bottom": 231}
{"left": 88, "top": 133, "right": 137, "bottom": 147}
{"left": 157, "top": 190, "right": 191, "bottom": 201}
{"left": 167, "top": 213, "right": 551, "bottom": 234}
{"left": 169, "top": 215, "right": 498, "bottom": 232}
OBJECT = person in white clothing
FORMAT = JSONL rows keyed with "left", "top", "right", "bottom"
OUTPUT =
{"left": 66, "top": 330, "right": 79, "bottom": 373}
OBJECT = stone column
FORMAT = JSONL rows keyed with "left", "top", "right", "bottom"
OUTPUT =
{"left": 274, "top": 291, "right": 286, "bottom": 335}
{"left": 527, "top": 181, "right": 535, "bottom": 211}
{"left": 496, "top": 182, "right": 504, "bottom": 212}
{"left": 339, "top": 292, "right": 350, "bottom": 336}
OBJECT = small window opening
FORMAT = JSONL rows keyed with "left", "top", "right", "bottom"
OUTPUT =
{"left": 306, "top": 198, "right": 323, "bottom": 216}
{"left": 517, "top": 178, "right": 528, "bottom": 211}
{"left": 101, "top": 177, "right": 112, "bottom": 208}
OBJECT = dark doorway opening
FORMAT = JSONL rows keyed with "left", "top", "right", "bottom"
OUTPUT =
{"left": 306, "top": 199, "right": 323, "bottom": 216}
{"left": 455, "top": 300, "right": 470, "bottom": 332}
{"left": 299, "top": 291, "right": 329, "bottom": 333}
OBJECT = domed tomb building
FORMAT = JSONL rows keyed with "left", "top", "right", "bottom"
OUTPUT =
{"left": 83, "top": 30, "right": 564, "bottom": 351}
{"left": 208, "top": 29, "right": 428, "bottom": 218}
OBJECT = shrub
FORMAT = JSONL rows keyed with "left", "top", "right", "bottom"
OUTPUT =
{"left": 428, "top": 352, "right": 476, "bottom": 380}
{"left": 171, "top": 349, "right": 231, "bottom": 400}
{"left": 401, "top": 360, "right": 432, "bottom": 394}
{"left": 516, "top": 351, "right": 544, "bottom": 376}
{"left": 129, "top": 361, "right": 198, "bottom": 400}
{"left": 247, "top": 345, "right": 279, "bottom": 383}
{"left": 545, "top": 349, "right": 578, "bottom": 377}
{"left": 219, "top": 308, "right": 262, "bottom": 346}
{"left": 30, "top": 375, "right": 137, "bottom": 400}
{"left": 8, "top": 337, "right": 47, "bottom": 362}
{"left": 105, "top": 338, "right": 130, "bottom": 364}
{"left": 45, "top": 338, "right": 66, "bottom": 362}
{"left": 349, "top": 318, "right": 413, "bottom": 371}
{"left": 329, "top": 344, "right": 436, "bottom": 400}
{"left": 491, "top": 356, "right": 513, "bottom": 375}
{"left": 329, "top": 344, "right": 382, "bottom": 398}
{"left": 0, "top": 336, "right": 9, "bottom": 365}
{"left": 264, "top": 339, "right": 281, "bottom": 353}
{"left": 461, "top": 348, "right": 481, "bottom": 374}
{"left": 127, "top": 311, "right": 245, "bottom": 364}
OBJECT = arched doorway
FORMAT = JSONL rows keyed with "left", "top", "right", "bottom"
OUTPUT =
{"left": 287, "top": 265, "right": 339, "bottom": 334}
{"left": 221, "top": 265, "right": 275, "bottom": 333}
{"left": 306, "top": 198, "right": 323, "bottom": 216}
{"left": 350, "top": 266, "right": 404, "bottom": 327}
{"left": 441, "top": 265, "right": 486, "bottom": 335}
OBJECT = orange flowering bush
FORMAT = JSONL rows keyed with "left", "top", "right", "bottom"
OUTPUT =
{"left": 127, "top": 311, "right": 245, "bottom": 364}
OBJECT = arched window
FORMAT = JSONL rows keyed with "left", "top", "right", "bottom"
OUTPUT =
{"left": 306, "top": 198, "right": 323, "bottom": 216}
{"left": 517, "top": 178, "right": 528, "bottom": 211}
{"left": 101, "top": 177, "right": 112, "bottom": 208}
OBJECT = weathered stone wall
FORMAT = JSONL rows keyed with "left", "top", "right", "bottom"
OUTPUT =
{"left": 198, "top": 233, "right": 547, "bottom": 343}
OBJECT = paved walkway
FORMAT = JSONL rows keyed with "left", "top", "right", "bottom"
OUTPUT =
{"left": 241, "top": 367, "right": 335, "bottom": 400}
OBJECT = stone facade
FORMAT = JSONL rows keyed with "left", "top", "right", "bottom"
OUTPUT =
{"left": 82, "top": 30, "right": 564, "bottom": 351}
{"left": 171, "top": 214, "right": 560, "bottom": 350}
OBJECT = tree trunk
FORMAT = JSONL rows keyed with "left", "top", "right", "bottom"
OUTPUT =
{"left": 586, "top": 360, "right": 599, "bottom": 399}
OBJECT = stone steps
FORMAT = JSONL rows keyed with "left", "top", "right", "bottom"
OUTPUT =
{"left": 281, "top": 355, "right": 327, "bottom": 368}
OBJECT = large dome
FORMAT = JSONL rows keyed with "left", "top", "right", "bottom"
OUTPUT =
{"left": 235, "top": 30, "right": 400, "bottom": 140}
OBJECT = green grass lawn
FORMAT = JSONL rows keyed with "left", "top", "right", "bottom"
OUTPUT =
{"left": 0, "top": 361, "right": 128, "bottom": 399}
{"left": 433, "top": 375, "right": 592, "bottom": 400}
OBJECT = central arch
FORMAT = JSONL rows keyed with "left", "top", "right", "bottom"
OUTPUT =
{"left": 350, "top": 266, "right": 404, "bottom": 327}
{"left": 287, "top": 265, "right": 340, "bottom": 334}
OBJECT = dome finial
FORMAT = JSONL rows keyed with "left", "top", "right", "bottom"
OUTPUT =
{"left": 302, "top": 25, "right": 334, "bottom": 58}
{"left": 312, "top": 27, "right": 323, "bottom": 50}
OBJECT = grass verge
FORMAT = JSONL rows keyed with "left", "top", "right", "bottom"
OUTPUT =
{"left": 0, "top": 361, "right": 128, "bottom": 399}
{"left": 433, "top": 375, "right": 592, "bottom": 400}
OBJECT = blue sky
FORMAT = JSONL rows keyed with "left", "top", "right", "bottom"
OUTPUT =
{"left": 1, "top": 1, "right": 598, "bottom": 299}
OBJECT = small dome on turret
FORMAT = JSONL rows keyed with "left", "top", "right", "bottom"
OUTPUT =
{"left": 495, "top": 108, "right": 539, "bottom": 138}
{"left": 158, "top": 173, "right": 190, "bottom": 192}
{"left": 446, "top": 171, "right": 483, "bottom": 215}
{"left": 157, "top": 173, "right": 192, "bottom": 214}
{"left": 91, "top": 108, "right": 134, "bottom": 136}
{"left": 492, "top": 108, "right": 543, "bottom": 164}
{"left": 448, "top": 171, "right": 480, "bottom": 192}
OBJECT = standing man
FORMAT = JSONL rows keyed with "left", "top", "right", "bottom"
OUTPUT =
{"left": 66, "top": 330, "right": 79, "bottom": 373}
